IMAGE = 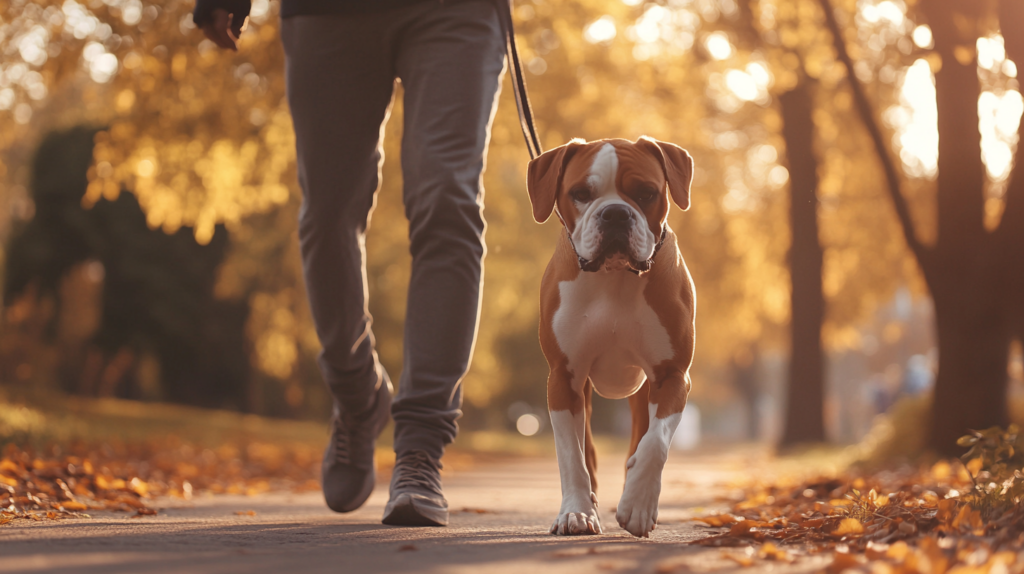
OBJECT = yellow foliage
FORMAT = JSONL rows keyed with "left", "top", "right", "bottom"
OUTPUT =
{"left": 0, "top": 0, "right": 941, "bottom": 414}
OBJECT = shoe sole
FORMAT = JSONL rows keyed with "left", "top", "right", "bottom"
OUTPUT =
{"left": 324, "top": 472, "right": 375, "bottom": 513}
{"left": 382, "top": 496, "right": 448, "bottom": 527}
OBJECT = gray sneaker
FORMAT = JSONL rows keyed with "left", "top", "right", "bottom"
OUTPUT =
{"left": 381, "top": 451, "right": 448, "bottom": 526}
{"left": 321, "top": 376, "right": 392, "bottom": 513}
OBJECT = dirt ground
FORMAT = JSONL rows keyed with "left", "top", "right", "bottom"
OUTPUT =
{"left": 0, "top": 448, "right": 831, "bottom": 574}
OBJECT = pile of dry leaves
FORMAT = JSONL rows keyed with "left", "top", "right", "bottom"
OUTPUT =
{"left": 0, "top": 437, "right": 321, "bottom": 524}
{"left": 692, "top": 426, "right": 1024, "bottom": 573}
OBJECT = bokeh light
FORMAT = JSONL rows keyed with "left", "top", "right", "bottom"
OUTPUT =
{"left": 516, "top": 414, "right": 541, "bottom": 437}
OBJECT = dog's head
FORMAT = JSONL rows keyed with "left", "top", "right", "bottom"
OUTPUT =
{"left": 527, "top": 137, "right": 693, "bottom": 273}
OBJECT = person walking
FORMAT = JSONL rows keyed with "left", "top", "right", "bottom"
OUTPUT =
{"left": 193, "top": 0, "right": 506, "bottom": 527}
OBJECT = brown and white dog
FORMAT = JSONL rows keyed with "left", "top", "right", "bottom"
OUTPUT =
{"left": 528, "top": 136, "right": 696, "bottom": 538}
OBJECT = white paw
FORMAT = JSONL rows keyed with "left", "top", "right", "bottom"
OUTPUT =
{"left": 616, "top": 457, "right": 661, "bottom": 538}
{"left": 550, "top": 493, "right": 603, "bottom": 536}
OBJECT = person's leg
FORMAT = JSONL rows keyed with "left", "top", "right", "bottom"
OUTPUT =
{"left": 382, "top": 0, "right": 506, "bottom": 526}
{"left": 281, "top": 13, "right": 396, "bottom": 512}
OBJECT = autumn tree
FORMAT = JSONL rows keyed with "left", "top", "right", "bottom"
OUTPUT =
{"left": 0, "top": 0, "right": 931, "bottom": 436}
{"left": 821, "top": 0, "right": 1024, "bottom": 453}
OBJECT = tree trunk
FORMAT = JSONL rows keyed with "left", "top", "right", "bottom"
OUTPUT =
{"left": 818, "top": 0, "right": 1021, "bottom": 454}
{"left": 930, "top": 287, "right": 1011, "bottom": 453}
{"left": 779, "top": 83, "right": 827, "bottom": 446}
{"left": 921, "top": 0, "right": 1010, "bottom": 454}
{"left": 731, "top": 350, "right": 761, "bottom": 441}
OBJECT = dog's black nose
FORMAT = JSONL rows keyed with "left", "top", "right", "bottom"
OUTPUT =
{"left": 601, "top": 204, "right": 633, "bottom": 226}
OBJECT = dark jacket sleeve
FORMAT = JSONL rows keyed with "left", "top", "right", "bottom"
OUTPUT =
{"left": 193, "top": 0, "right": 252, "bottom": 27}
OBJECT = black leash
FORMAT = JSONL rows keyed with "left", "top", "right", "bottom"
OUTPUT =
{"left": 493, "top": 0, "right": 543, "bottom": 160}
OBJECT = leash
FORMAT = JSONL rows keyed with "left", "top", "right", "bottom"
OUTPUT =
{"left": 493, "top": 0, "right": 543, "bottom": 160}
{"left": 491, "top": 1, "right": 664, "bottom": 275}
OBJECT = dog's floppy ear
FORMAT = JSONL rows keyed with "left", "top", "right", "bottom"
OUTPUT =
{"left": 638, "top": 136, "right": 693, "bottom": 211}
{"left": 527, "top": 140, "right": 583, "bottom": 223}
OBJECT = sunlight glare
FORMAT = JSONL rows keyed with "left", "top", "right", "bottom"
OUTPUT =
{"left": 978, "top": 35, "right": 1006, "bottom": 72}
{"left": 584, "top": 16, "right": 617, "bottom": 44}
{"left": 979, "top": 90, "right": 1024, "bottom": 181}
{"left": 875, "top": 1, "right": 904, "bottom": 26}
{"left": 705, "top": 32, "right": 733, "bottom": 61}
{"left": 887, "top": 59, "right": 938, "bottom": 178}
{"left": 632, "top": 5, "right": 665, "bottom": 44}
{"left": 726, "top": 69, "right": 758, "bottom": 101}
{"left": 912, "top": 25, "right": 933, "bottom": 49}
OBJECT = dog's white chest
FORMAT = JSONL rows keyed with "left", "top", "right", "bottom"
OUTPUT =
{"left": 552, "top": 272, "right": 674, "bottom": 398}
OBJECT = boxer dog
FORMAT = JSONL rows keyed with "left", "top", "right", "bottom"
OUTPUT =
{"left": 528, "top": 137, "right": 695, "bottom": 538}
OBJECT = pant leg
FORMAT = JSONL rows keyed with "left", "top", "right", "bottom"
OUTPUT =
{"left": 389, "top": 0, "right": 506, "bottom": 459}
{"left": 281, "top": 14, "right": 397, "bottom": 415}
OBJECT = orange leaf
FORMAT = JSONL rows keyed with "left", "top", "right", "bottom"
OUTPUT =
{"left": 936, "top": 499, "right": 957, "bottom": 523}
{"left": 886, "top": 541, "right": 910, "bottom": 561}
{"left": 696, "top": 514, "right": 738, "bottom": 527}
{"left": 952, "top": 505, "right": 982, "bottom": 531}
{"left": 833, "top": 518, "right": 865, "bottom": 536}
{"left": 759, "top": 542, "right": 794, "bottom": 563}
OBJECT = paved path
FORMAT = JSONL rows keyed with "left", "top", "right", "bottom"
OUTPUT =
{"left": 0, "top": 448, "right": 827, "bottom": 573}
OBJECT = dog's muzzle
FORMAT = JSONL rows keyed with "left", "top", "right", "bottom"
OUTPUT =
{"left": 567, "top": 206, "right": 667, "bottom": 276}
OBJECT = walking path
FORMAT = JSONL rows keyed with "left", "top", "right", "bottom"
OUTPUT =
{"left": 0, "top": 448, "right": 829, "bottom": 573}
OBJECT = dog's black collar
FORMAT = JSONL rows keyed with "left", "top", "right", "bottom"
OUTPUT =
{"left": 563, "top": 225, "right": 667, "bottom": 276}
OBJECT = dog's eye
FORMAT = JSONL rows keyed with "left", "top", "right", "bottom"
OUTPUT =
{"left": 635, "top": 188, "right": 657, "bottom": 204}
{"left": 570, "top": 186, "right": 592, "bottom": 202}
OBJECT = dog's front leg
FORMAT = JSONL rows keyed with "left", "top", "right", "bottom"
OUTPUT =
{"left": 548, "top": 367, "right": 601, "bottom": 535}
{"left": 616, "top": 370, "right": 689, "bottom": 538}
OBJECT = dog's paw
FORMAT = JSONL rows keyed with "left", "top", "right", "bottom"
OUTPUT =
{"left": 550, "top": 493, "right": 603, "bottom": 535}
{"left": 616, "top": 461, "right": 661, "bottom": 538}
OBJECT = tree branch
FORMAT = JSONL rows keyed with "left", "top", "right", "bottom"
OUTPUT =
{"left": 817, "top": 0, "right": 930, "bottom": 270}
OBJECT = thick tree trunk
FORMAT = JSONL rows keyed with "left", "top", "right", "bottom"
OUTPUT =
{"left": 819, "top": 0, "right": 1020, "bottom": 454}
{"left": 930, "top": 286, "right": 1011, "bottom": 454}
{"left": 922, "top": 0, "right": 1010, "bottom": 454}
{"left": 779, "top": 83, "right": 827, "bottom": 446}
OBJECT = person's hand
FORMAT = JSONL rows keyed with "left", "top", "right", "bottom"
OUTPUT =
{"left": 201, "top": 8, "right": 246, "bottom": 51}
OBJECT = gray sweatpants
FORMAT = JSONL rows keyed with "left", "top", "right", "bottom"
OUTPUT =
{"left": 281, "top": 0, "right": 505, "bottom": 460}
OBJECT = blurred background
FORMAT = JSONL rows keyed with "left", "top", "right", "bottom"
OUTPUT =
{"left": 1, "top": 0, "right": 1022, "bottom": 457}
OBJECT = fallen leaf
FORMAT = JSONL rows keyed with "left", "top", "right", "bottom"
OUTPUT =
{"left": 61, "top": 501, "right": 88, "bottom": 511}
{"left": 696, "top": 514, "right": 738, "bottom": 527}
{"left": 759, "top": 542, "right": 794, "bottom": 563}
{"left": 457, "top": 507, "right": 494, "bottom": 514}
{"left": 833, "top": 517, "right": 865, "bottom": 537}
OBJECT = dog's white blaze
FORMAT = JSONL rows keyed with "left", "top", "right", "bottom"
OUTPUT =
{"left": 571, "top": 143, "right": 657, "bottom": 262}
{"left": 616, "top": 403, "right": 682, "bottom": 537}
{"left": 552, "top": 271, "right": 674, "bottom": 399}
{"left": 550, "top": 409, "right": 601, "bottom": 533}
